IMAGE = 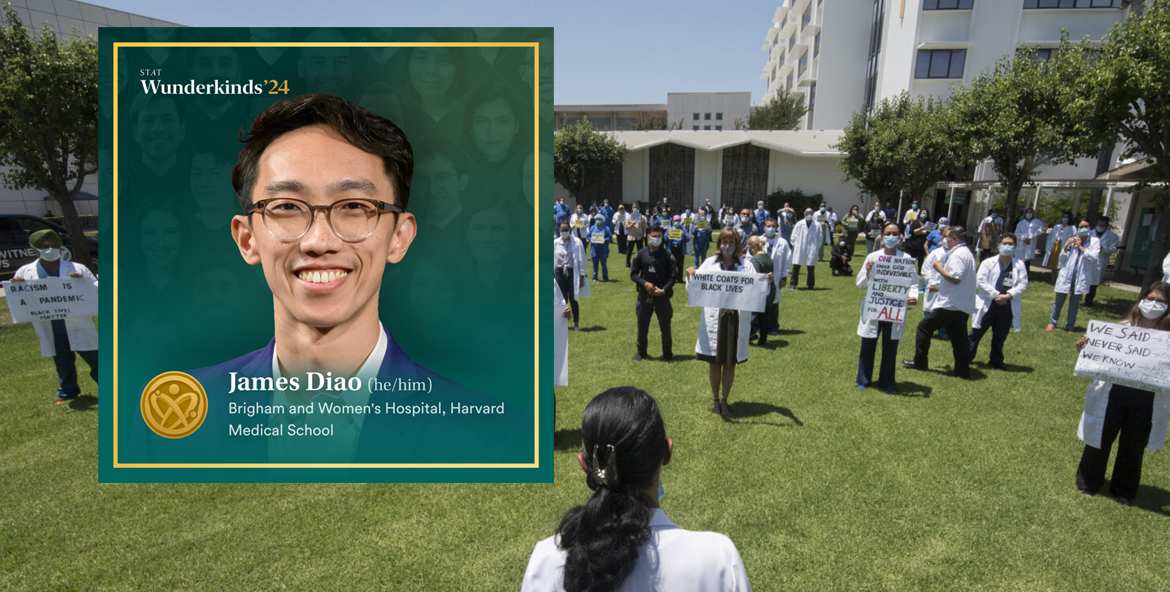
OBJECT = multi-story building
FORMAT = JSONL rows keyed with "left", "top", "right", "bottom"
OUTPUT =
{"left": 556, "top": 92, "right": 751, "bottom": 132}
{"left": 761, "top": 0, "right": 1129, "bottom": 131}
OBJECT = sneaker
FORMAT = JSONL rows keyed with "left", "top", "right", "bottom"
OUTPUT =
{"left": 885, "top": 387, "right": 896, "bottom": 394}
{"left": 54, "top": 395, "right": 78, "bottom": 405}
{"left": 632, "top": 354, "right": 645, "bottom": 361}
{"left": 1045, "top": 325, "right": 1056, "bottom": 331}
{"left": 788, "top": 285, "right": 796, "bottom": 291}
{"left": 856, "top": 384, "right": 867, "bottom": 390}
{"left": 1066, "top": 328, "right": 1076, "bottom": 333}
{"left": 901, "top": 359, "right": 920, "bottom": 370}
{"left": 1115, "top": 497, "right": 1132, "bottom": 507}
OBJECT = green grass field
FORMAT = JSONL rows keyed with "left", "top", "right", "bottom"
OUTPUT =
{"left": 1, "top": 247, "right": 1167, "bottom": 591}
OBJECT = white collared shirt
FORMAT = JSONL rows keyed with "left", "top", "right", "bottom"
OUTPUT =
{"left": 936, "top": 245, "right": 978, "bottom": 315}
{"left": 267, "top": 324, "right": 388, "bottom": 462}
{"left": 521, "top": 508, "right": 751, "bottom": 592}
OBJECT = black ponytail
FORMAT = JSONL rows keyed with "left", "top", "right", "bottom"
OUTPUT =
{"left": 555, "top": 387, "right": 669, "bottom": 592}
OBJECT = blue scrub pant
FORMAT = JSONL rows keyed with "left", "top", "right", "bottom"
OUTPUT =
{"left": 1050, "top": 291, "right": 1080, "bottom": 329}
{"left": 858, "top": 321, "right": 898, "bottom": 390}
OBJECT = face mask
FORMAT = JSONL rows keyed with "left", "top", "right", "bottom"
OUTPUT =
{"left": 576, "top": 209, "right": 582, "bottom": 214}
{"left": 648, "top": 236, "right": 662, "bottom": 247}
{"left": 633, "top": 208, "right": 639, "bottom": 214}
{"left": 819, "top": 207, "right": 826, "bottom": 213}
{"left": 912, "top": 204, "right": 919, "bottom": 210}
{"left": 1062, "top": 217, "right": 1069, "bottom": 224}
{"left": 1078, "top": 228, "right": 1090, "bottom": 237}
{"left": 883, "top": 235, "right": 899, "bottom": 248}
{"left": 560, "top": 231, "right": 569, "bottom": 240}
{"left": 919, "top": 215, "right": 928, "bottom": 222}
{"left": 673, "top": 223, "right": 680, "bottom": 229}
{"left": 839, "top": 242, "right": 846, "bottom": 248}
{"left": 658, "top": 477, "right": 665, "bottom": 503}
{"left": 765, "top": 227, "right": 776, "bottom": 237}
{"left": 720, "top": 245, "right": 735, "bottom": 257}
{"left": 38, "top": 247, "right": 61, "bottom": 262}
{"left": 989, "top": 213, "right": 997, "bottom": 219}
{"left": 999, "top": 245, "right": 1015, "bottom": 257}
{"left": 1139, "top": 299, "right": 1168, "bottom": 319}
{"left": 786, "top": 213, "right": 793, "bottom": 219}
{"left": 1025, "top": 213, "right": 1034, "bottom": 220}
{"left": 740, "top": 215, "right": 749, "bottom": 222}
{"left": 805, "top": 214, "right": 813, "bottom": 221}
{"left": 1096, "top": 226, "right": 1107, "bottom": 233}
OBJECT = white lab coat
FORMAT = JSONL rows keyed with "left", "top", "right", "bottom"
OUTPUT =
{"left": 855, "top": 249, "right": 920, "bottom": 340}
{"left": 766, "top": 237, "right": 792, "bottom": 304}
{"left": 1079, "top": 380, "right": 1170, "bottom": 452}
{"left": 521, "top": 509, "right": 752, "bottom": 592}
{"left": 971, "top": 256, "right": 1029, "bottom": 332}
{"left": 555, "top": 235, "right": 589, "bottom": 300}
{"left": 612, "top": 212, "right": 628, "bottom": 235}
{"left": 1163, "top": 250, "right": 1170, "bottom": 283}
{"left": 569, "top": 213, "right": 590, "bottom": 242}
{"left": 921, "top": 247, "right": 945, "bottom": 313}
{"left": 1089, "top": 228, "right": 1119, "bottom": 285}
{"left": 789, "top": 219, "right": 822, "bottom": 266}
{"left": 694, "top": 256, "right": 752, "bottom": 363}
{"left": 1014, "top": 218, "right": 1044, "bottom": 261}
{"left": 13, "top": 260, "right": 99, "bottom": 357}
{"left": 1054, "top": 235, "right": 1100, "bottom": 295}
{"left": 1042, "top": 223, "right": 1074, "bottom": 267}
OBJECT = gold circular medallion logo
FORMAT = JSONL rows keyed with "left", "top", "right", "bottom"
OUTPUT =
{"left": 140, "top": 372, "right": 207, "bottom": 439}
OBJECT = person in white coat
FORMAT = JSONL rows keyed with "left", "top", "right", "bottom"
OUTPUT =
{"left": 10, "top": 229, "right": 99, "bottom": 404}
{"left": 856, "top": 222, "right": 919, "bottom": 392}
{"left": 968, "top": 234, "right": 1029, "bottom": 369}
{"left": 788, "top": 208, "right": 823, "bottom": 290}
{"left": 554, "top": 221, "right": 588, "bottom": 330}
{"left": 763, "top": 218, "right": 791, "bottom": 336}
{"left": 1083, "top": 216, "right": 1119, "bottom": 307}
{"left": 1014, "top": 207, "right": 1044, "bottom": 281}
{"left": 1048, "top": 219, "right": 1100, "bottom": 332}
{"left": 1074, "top": 283, "right": 1170, "bottom": 506}
{"left": 569, "top": 206, "right": 590, "bottom": 243}
{"left": 1163, "top": 249, "right": 1170, "bottom": 283}
{"left": 687, "top": 228, "right": 752, "bottom": 417}
{"left": 522, "top": 387, "right": 752, "bottom": 592}
{"left": 1042, "top": 211, "right": 1074, "bottom": 269}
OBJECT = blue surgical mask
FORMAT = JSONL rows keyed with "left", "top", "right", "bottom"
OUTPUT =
{"left": 883, "top": 235, "right": 900, "bottom": 248}
{"left": 765, "top": 227, "right": 776, "bottom": 237}
{"left": 1062, "top": 217, "right": 1069, "bottom": 224}
{"left": 999, "top": 245, "right": 1015, "bottom": 257}
{"left": 1078, "top": 228, "right": 1090, "bottom": 237}
{"left": 649, "top": 236, "right": 663, "bottom": 247}
{"left": 1096, "top": 225, "right": 1107, "bottom": 233}
{"left": 658, "top": 477, "right": 665, "bottom": 503}
{"left": 1025, "top": 213, "right": 1034, "bottom": 220}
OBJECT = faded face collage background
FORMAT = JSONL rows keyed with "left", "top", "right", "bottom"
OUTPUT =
{"left": 100, "top": 28, "right": 550, "bottom": 425}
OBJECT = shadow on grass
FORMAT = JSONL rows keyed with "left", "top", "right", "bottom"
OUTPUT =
{"left": 884, "top": 381, "right": 931, "bottom": 398}
{"left": 752, "top": 339, "right": 789, "bottom": 350}
{"left": 1080, "top": 298, "right": 1134, "bottom": 320}
{"left": 1132, "top": 483, "right": 1170, "bottom": 517}
{"left": 576, "top": 326, "right": 607, "bottom": 333}
{"left": 68, "top": 394, "right": 98, "bottom": 411}
{"left": 974, "top": 362, "right": 1034, "bottom": 374}
{"left": 775, "top": 328, "right": 805, "bottom": 336}
{"left": 661, "top": 354, "right": 696, "bottom": 363}
{"left": 554, "top": 428, "right": 582, "bottom": 451}
{"left": 725, "top": 401, "right": 803, "bottom": 427}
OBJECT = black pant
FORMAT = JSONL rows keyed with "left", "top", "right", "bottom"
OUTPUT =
{"left": 791, "top": 264, "right": 815, "bottom": 288}
{"left": 1076, "top": 387, "right": 1154, "bottom": 500}
{"left": 751, "top": 297, "right": 778, "bottom": 344}
{"left": 555, "top": 267, "right": 579, "bottom": 325}
{"left": 858, "top": 321, "right": 898, "bottom": 389}
{"left": 914, "top": 308, "right": 971, "bottom": 377}
{"left": 968, "top": 301, "right": 1012, "bottom": 367}
{"left": 670, "top": 245, "right": 685, "bottom": 281}
{"left": 1085, "top": 283, "right": 1099, "bottom": 305}
{"left": 636, "top": 295, "right": 673, "bottom": 357}
{"left": 616, "top": 233, "right": 628, "bottom": 255}
{"left": 627, "top": 237, "right": 645, "bottom": 267}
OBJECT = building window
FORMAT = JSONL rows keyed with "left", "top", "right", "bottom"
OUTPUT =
{"left": 815, "top": 33, "right": 821, "bottom": 58}
{"left": 705, "top": 113, "right": 712, "bottom": 120}
{"left": 693, "top": 125, "right": 700, "bottom": 131}
{"left": 1017, "top": 47, "right": 1055, "bottom": 62}
{"left": 808, "top": 82, "right": 816, "bottom": 129}
{"left": 693, "top": 113, "right": 700, "bottom": 120}
{"left": 704, "top": 125, "right": 711, "bottom": 130}
{"left": 716, "top": 113, "right": 723, "bottom": 120}
{"left": 914, "top": 49, "right": 966, "bottom": 79}
{"left": 716, "top": 125, "right": 723, "bottom": 131}
{"left": 863, "top": 0, "right": 885, "bottom": 114}
{"left": 1024, "top": 0, "right": 1119, "bottom": 7}
{"left": 924, "top": 0, "right": 973, "bottom": 9}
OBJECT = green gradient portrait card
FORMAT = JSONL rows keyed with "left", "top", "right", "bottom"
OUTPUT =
{"left": 97, "top": 27, "right": 553, "bottom": 483}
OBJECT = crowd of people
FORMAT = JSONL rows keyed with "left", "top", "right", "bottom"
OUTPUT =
{"left": 541, "top": 197, "right": 1170, "bottom": 591}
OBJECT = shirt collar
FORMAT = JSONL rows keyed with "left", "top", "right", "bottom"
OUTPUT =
{"left": 270, "top": 323, "right": 388, "bottom": 412}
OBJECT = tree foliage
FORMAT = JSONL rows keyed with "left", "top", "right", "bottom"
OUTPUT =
{"left": 632, "top": 111, "right": 683, "bottom": 131}
{"left": 1061, "top": 0, "right": 1170, "bottom": 288}
{"left": 0, "top": 6, "right": 98, "bottom": 268}
{"left": 553, "top": 117, "right": 628, "bottom": 203}
{"left": 950, "top": 47, "right": 1097, "bottom": 231}
{"left": 747, "top": 89, "right": 807, "bottom": 131}
{"left": 835, "top": 92, "right": 972, "bottom": 213}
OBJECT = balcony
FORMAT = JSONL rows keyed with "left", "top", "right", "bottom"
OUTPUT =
{"left": 765, "top": 25, "right": 780, "bottom": 43}
{"left": 778, "top": 20, "right": 797, "bottom": 42}
{"left": 792, "top": 0, "right": 812, "bottom": 17}
{"left": 787, "top": 39, "right": 809, "bottom": 61}
{"left": 802, "top": 11, "right": 822, "bottom": 38}
{"left": 772, "top": 5, "right": 788, "bottom": 23}
{"left": 771, "top": 43, "right": 784, "bottom": 59}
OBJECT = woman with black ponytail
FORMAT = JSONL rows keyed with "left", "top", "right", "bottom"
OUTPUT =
{"left": 522, "top": 387, "right": 751, "bottom": 592}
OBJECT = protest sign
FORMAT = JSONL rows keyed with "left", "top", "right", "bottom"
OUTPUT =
{"left": 668, "top": 228, "right": 683, "bottom": 240}
{"left": 697, "top": 219, "right": 708, "bottom": 229}
{"left": 1074, "top": 320, "right": 1170, "bottom": 392}
{"left": 860, "top": 255, "right": 918, "bottom": 324}
{"left": 686, "top": 270, "right": 768, "bottom": 312}
{"left": 574, "top": 218, "right": 584, "bottom": 228}
{"left": 590, "top": 232, "right": 605, "bottom": 244}
{"left": 3, "top": 277, "right": 98, "bottom": 322}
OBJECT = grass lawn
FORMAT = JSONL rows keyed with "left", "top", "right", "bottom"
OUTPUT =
{"left": 1, "top": 245, "right": 1167, "bottom": 590}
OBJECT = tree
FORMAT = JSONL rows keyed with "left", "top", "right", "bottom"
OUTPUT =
{"left": 950, "top": 48, "right": 1097, "bottom": 232}
{"left": 1062, "top": 0, "right": 1170, "bottom": 288}
{"left": 553, "top": 117, "right": 628, "bottom": 204}
{"left": 835, "top": 93, "right": 971, "bottom": 214}
{"left": 0, "top": 6, "right": 98, "bottom": 269}
{"left": 632, "top": 111, "right": 683, "bottom": 131}
{"left": 747, "top": 89, "right": 807, "bottom": 131}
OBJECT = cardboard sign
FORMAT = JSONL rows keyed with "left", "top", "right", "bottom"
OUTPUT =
{"left": 574, "top": 218, "right": 584, "bottom": 228}
{"left": 1075, "top": 320, "right": 1170, "bottom": 392}
{"left": 682, "top": 216, "right": 693, "bottom": 225}
{"left": 861, "top": 255, "right": 918, "bottom": 324}
{"left": 590, "top": 232, "right": 605, "bottom": 244}
{"left": 697, "top": 219, "right": 708, "bottom": 229}
{"left": 686, "top": 270, "right": 768, "bottom": 313}
{"left": 668, "top": 228, "right": 683, "bottom": 240}
{"left": 3, "top": 277, "right": 98, "bottom": 322}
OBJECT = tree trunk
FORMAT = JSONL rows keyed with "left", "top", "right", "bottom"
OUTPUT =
{"left": 55, "top": 192, "right": 93, "bottom": 270}
{"left": 1143, "top": 184, "right": 1170, "bottom": 291}
{"left": 1004, "top": 176, "right": 1025, "bottom": 232}
{"left": 1085, "top": 143, "right": 1114, "bottom": 226}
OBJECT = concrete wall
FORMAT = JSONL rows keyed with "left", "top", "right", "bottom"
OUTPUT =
{"left": 668, "top": 93, "right": 751, "bottom": 132}
{"left": 812, "top": 1, "right": 869, "bottom": 130}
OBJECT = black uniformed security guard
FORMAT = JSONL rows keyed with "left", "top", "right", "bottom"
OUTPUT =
{"left": 630, "top": 225, "right": 676, "bottom": 361}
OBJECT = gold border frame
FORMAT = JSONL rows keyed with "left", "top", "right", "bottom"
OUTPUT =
{"left": 112, "top": 40, "right": 543, "bottom": 470}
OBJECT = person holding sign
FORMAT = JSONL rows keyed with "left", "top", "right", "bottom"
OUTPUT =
{"left": 753, "top": 201, "right": 769, "bottom": 235}
{"left": 625, "top": 202, "right": 647, "bottom": 269}
{"left": 630, "top": 226, "right": 676, "bottom": 361}
{"left": 864, "top": 202, "right": 886, "bottom": 254}
{"left": 1074, "top": 283, "right": 1170, "bottom": 505}
{"left": 9, "top": 230, "right": 99, "bottom": 404}
{"left": 842, "top": 205, "right": 862, "bottom": 258}
{"left": 588, "top": 214, "right": 612, "bottom": 282}
{"left": 693, "top": 207, "right": 712, "bottom": 267}
{"left": 763, "top": 218, "right": 791, "bottom": 336}
{"left": 1014, "top": 208, "right": 1043, "bottom": 281}
{"left": 612, "top": 205, "right": 629, "bottom": 256}
{"left": 904, "top": 226, "right": 977, "bottom": 379}
{"left": 977, "top": 209, "right": 1002, "bottom": 262}
{"left": 571, "top": 205, "right": 590, "bottom": 244}
{"left": 599, "top": 200, "right": 615, "bottom": 232}
{"left": 686, "top": 229, "right": 753, "bottom": 417}
{"left": 556, "top": 221, "right": 588, "bottom": 331}
{"left": 1042, "top": 212, "right": 1074, "bottom": 270}
{"left": 856, "top": 223, "right": 919, "bottom": 392}
{"left": 1048, "top": 219, "right": 1101, "bottom": 333}
{"left": 789, "top": 208, "right": 823, "bottom": 290}
{"left": 668, "top": 216, "right": 690, "bottom": 282}
{"left": 968, "top": 234, "right": 1029, "bottom": 369}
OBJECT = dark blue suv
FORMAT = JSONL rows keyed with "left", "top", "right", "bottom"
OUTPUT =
{"left": 0, "top": 214, "right": 100, "bottom": 280}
